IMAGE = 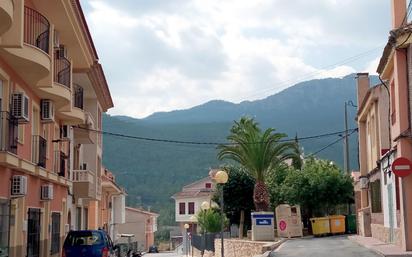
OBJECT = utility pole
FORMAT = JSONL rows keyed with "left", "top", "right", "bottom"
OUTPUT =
{"left": 344, "top": 102, "right": 350, "bottom": 174}
{"left": 344, "top": 101, "right": 357, "bottom": 175}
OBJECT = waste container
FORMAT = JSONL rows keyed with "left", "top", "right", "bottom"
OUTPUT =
{"left": 310, "top": 217, "right": 330, "bottom": 236}
{"left": 329, "top": 215, "right": 346, "bottom": 234}
{"left": 346, "top": 214, "right": 357, "bottom": 234}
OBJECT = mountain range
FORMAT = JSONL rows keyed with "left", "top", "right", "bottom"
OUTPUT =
{"left": 102, "top": 74, "right": 378, "bottom": 219}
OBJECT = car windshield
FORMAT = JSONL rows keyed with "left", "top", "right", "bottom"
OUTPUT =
{"left": 64, "top": 231, "right": 103, "bottom": 246}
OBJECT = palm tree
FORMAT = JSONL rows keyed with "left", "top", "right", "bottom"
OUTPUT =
{"left": 217, "top": 117, "right": 302, "bottom": 211}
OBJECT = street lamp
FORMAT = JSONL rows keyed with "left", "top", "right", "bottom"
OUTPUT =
{"left": 184, "top": 223, "right": 190, "bottom": 257}
{"left": 213, "top": 170, "right": 228, "bottom": 257}
{"left": 201, "top": 201, "right": 210, "bottom": 211}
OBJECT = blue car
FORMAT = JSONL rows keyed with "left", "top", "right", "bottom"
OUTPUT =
{"left": 62, "top": 230, "right": 118, "bottom": 257}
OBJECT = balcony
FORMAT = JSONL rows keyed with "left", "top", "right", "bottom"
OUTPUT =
{"left": 73, "top": 169, "right": 99, "bottom": 199}
{"left": 0, "top": 0, "right": 13, "bottom": 36}
{"left": 0, "top": 6, "right": 51, "bottom": 84}
{"left": 31, "top": 135, "right": 46, "bottom": 168}
{"left": 0, "top": 111, "right": 18, "bottom": 154}
{"left": 73, "top": 111, "right": 95, "bottom": 144}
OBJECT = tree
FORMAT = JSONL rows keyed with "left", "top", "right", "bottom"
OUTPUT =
{"left": 217, "top": 117, "right": 302, "bottom": 211}
{"left": 213, "top": 166, "right": 255, "bottom": 237}
{"left": 279, "top": 158, "right": 354, "bottom": 216}
{"left": 197, "top": 209, "right": 228, "bottom": 234}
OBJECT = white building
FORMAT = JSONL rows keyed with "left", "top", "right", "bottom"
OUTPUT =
{"left": 172, "top": 176, "right": 216, "bottom": 253}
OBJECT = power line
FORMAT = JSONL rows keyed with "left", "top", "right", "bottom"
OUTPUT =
{"left": 305, "top": 128, "right": 358, "bottom": 159}
{"left": 75, "top": 126, "right": 358, "bottom": 146}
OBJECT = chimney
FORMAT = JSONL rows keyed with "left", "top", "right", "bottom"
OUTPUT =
{"left": 357, "top": 73, "right": 370, "bottom": 108}
{"left": 391, "top": 0, "right": 407, "bottom": 29}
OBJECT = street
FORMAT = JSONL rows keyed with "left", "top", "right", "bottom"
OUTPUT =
{"left": 273, "top": 236, "right": 380, "bottom": 257}
{"left": 145, "top": 252, "right": 181, "bottom": 257}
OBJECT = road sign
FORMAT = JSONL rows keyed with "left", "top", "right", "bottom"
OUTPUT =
{"left": 392, "top": 157, "right": 412, "bottom": 177}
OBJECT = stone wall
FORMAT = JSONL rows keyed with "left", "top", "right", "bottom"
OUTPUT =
{"left": 214, "top": 239, "right": 283, "bottom": 257}
{"left": 371, "top": 223, "right": 402, "bottom": 247}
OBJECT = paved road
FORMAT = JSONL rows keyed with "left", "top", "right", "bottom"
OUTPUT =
{"left": 145, "top": 252, "right": 181, "bottom": 257}
{"left": 273, "top": 236, "right": 380, "bottom": 257}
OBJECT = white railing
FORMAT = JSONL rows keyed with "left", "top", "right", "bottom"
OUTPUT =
{"left": 73, "top": 169, "right": 94, "bottom": 183}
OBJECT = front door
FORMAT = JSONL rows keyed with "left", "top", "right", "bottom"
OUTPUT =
{"left": 27, "top": 208, "right": 41, "bottom": 257}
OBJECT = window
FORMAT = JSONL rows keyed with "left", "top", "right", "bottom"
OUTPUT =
{"left": 0, "top": 199, "right": 9, "bottom": 257}
{"left": 50, "top": 213, "right": 61, "bottom": 255}
{"left": 84, "top": 208, "right": 88, "bottom": 229}
{"left": 370, "top": 180, "right": 382, "bottom": 213}
{"left": 188, "top": 202, "right": 195, "bottom": 215}
{"left": 27, "top": 208, "right": 41, "bottom": 257}
{"left": 179, "top": 202, "right": 185, "bottom": 215}
{"left": 205, "top": 183, "right": 211, "bottom": 189}
{"left": 64, "top": 231, "right": 103, "bottom": 246}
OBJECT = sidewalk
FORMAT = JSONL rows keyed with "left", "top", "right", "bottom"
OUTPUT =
{"left": 348, "top": 235, "right": 412, "bottom": 257}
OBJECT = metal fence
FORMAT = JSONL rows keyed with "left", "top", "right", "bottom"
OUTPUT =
{"left": 191, "top": 233, "right": 216, "bottom": 252}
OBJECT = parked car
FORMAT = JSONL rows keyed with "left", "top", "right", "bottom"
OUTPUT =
{"left": 148, "top": 245, "right": 159, "bottom": 253}
{"left": 62, "top": 230, "right": 118, "bottom": 257}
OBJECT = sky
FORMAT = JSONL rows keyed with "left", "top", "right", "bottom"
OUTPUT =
{"left": 82, "top": 0, "right": 391, "bottom": 118}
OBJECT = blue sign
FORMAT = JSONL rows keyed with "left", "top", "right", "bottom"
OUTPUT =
{"left": 256, "top": 218, "right": 272, "bottom": 226}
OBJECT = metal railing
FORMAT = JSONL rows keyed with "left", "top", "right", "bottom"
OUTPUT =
{"left": 73, "top": 84, "right": 84, "bottom": 109}
{"left": 24, "top": 6, "right": 50, "bottom": 54}
{"left": 54, "top": 48, "right": 71, "bottom": 88}
{"left": 32, "top": 135, "right": 46, "bottom": 168}
{"left": 0, "top": 111, "right": 18, "bottom": 154}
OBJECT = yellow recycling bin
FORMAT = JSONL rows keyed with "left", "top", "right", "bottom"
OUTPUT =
{"left": 310, "top": 217, "right": 330, "bottom": 236}
{"left": 329, "top": 215, "right": 346, "bottom": 234}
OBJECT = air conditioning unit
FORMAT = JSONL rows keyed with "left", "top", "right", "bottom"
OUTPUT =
{"left": 41, "top": 184, "right": 53, "bottom": 200}
{"left": 11, "top": 175, "right": 28, "bottom": 196}
{"left": 53, "top": 30, "right": 60, "bottom": 48}
{"left": 60, "top": 125, "right": 70, "bottom": 140}
{"left": 41, "top": 100, "right": 54, "bottom": 122}
{"left": 12, "top": 93, "right": 29, "bottom": 123}
{"left": 359, "top": 176, "right": 369, "bottom": 190}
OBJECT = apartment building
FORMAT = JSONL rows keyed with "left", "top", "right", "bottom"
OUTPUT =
{"left": 355, "top": 74, "right": 396, "bottom": 243}
{"left": 0, "top": 1, "right": 113, "bottom": 257}
{"left": 377, "top": 0, "right": 412, "bottom": 251}
{"left": 100, "top": 168, "right": 126, "bottom": 242}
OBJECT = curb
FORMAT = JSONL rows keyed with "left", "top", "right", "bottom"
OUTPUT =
{"left": 347, "top": 236, "right": 412, "bottom": 257}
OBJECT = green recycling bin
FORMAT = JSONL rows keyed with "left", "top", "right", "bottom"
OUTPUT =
{"left": 346, "top": 214, "right": 357, "bottom": 234}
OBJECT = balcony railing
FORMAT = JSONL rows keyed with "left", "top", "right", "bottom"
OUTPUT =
{"left": 0, "top": 112, "right": 18, "bottom": 154}
{"left": 73, "top": 85, "right": 84, "bottom": 109}
{"left": 24, "top": 6, "right": 50, "bottom": 54}
{"left": 73, "top": 169, "right": 94, "bottom": 183}
{"left": 32, "top": 135, "right": 46, "bottom": 168}
{"left": 54, "top": 48, "right": 71, "bottom": 88}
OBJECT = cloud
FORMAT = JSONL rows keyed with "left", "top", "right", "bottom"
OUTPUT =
{"left": 83, "top": 0, "right": 391, "bottom": 118}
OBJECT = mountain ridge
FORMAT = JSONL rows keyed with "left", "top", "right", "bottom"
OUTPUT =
{"left": 102, "top": 74, "right": 378, "bottom": 212}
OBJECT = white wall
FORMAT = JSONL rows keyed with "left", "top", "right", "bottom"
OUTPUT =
{"left": 175, "top": 196, "right": 212, "bottom": 222}
{"left": 381, "top": 152, "right": 398, "bottom": 228}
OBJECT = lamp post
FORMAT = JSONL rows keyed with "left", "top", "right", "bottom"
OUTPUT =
{"left": 200, "top": 201, "right": 210, "bottom": 257}
{"left": 184, "top": 223, "right": 190, "bottom": 257}
{"left": 214, "top": 170, "right": 228, "bottom": 257}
